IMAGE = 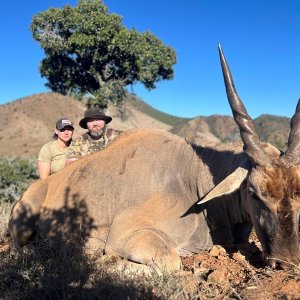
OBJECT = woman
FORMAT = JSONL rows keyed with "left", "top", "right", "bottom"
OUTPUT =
{"left": 38, "top": 117, "right": 74, "bottom": 179}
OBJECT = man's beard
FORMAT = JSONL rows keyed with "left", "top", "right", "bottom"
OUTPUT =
{"left": 89, "top": 128, "right": 104, "bottom": 138}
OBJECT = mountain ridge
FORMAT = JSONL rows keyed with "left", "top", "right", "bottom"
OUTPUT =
{"left": 0, "top": 93, "right": 290, "bottom": 157}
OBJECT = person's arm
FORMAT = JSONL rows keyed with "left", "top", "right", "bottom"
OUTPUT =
{"left": 105, "top": 128, "right": 122, "bottom": 147}
{"left": 65, "top": 137, "right": 82, "bottom": 165}
{"left": 37, "top": 160, "right": 51, "bottom": 179}
{"left": 37, "top": 143, "right": 52, "bottom": 179}
{"left": 65, "top": 157, "right": 78, "bottom": 165}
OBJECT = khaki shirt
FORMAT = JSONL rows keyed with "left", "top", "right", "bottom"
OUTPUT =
{"left": 38, "top": 140, "right": 69, "bottom": 174}
{"left": 67, "top": 127, "right": 121, "bottom": 159}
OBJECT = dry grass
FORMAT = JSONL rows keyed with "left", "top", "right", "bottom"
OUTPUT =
{"left": 0, "top": 201, "right": 11, "bottom": 237}
{"left": 0, "top": 238, "right": 190, "bottom": 299}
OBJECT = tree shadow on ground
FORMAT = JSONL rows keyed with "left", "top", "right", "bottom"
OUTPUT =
{"left": 0, "top": 189, "right": 157, "bottom": 299}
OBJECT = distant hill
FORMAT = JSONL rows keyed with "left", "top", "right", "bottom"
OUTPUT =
{"left": 0, "top": 93, "right": 291, "bottom": 157}
{"left": 170, "top": 115, "right": 238, "bottom": 146}
{"left": 0, "top": 93, "right": 174, "bottom": 157}
{"left": 171, "top": 113, "right": 290, "bottom": 150}
{"left": 254, "top": 114, "right": 290, "bottom": 149}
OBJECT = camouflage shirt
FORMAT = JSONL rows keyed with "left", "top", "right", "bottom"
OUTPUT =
{"left": 66, "top": 127, "right": 121, "bottom": 159}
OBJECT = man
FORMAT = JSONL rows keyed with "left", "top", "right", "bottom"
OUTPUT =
{"left": 65, "top": 108, "right": 121, "bottom": 165}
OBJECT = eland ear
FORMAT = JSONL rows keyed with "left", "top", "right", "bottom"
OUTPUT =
{"left": 198, "top": 167, "right": 249, "bottom": 204}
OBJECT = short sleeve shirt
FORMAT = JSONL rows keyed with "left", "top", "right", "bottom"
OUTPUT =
{"left": 66, "top": 127, "right": 121, "bottom": 159}
{"left": 38, "top": 140, "right": 69, "bottom": 174}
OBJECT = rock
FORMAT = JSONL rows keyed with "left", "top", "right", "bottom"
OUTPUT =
{"left": 208, "top": 266, "right": 229, "bottom": 284}
{"left": 232, "top": 252, "right": 246, "bottom": 261}
{"left": 209, "top": 245, "right": 227, "bottom": 257}
{"left": 193, "top": 266, "right": 209, "bottom": 277}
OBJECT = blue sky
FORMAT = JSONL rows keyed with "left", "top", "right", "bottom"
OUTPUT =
{"left": 1, "top": 1, "right": 299, "bottom": 118}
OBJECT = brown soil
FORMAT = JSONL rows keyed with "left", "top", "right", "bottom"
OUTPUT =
{"left": 0, "top": 234, "right": 299, "bottom": 299}
{"left": 181, "top": 243, "right": 300, "bottom": 299}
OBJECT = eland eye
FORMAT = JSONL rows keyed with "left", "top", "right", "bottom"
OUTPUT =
{"left": 248, "top": 186, "right": 256, "bottom": 195}
{"left": 248, "top": 186, "right": 260, "bottom": 200}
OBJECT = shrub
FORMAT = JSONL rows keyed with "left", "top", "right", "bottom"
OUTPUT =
{"left": 0, "top": 157, "right": 38, "bottom": 203}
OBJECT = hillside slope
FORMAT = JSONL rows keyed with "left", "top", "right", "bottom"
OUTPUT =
{"left": 0, "top": 93, "right": 291, "bottom": 157}
{"left": 171, "top": 114, "right": 290, "bottom": 149}
{"left": 0, "top": 93, "right": 173, "bottom": 157}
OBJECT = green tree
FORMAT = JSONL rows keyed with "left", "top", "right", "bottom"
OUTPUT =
{"left": 31, "top": 0, "right": 176, "bottom": 108}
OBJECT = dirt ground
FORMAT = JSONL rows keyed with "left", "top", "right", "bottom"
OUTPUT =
{"left": 0, "top": 233, "right": 299, "bottom": 299}
{"left": 180, "top": 240, "right": 300, "bottom": 299}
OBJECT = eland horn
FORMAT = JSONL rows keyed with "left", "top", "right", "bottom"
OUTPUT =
{"left": 283, "top": 99, "right": 300, "bottom": 164}
{"left": 218, "top": 44, "right": 271, "bottom": 166}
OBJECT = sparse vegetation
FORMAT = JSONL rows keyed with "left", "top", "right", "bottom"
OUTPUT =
{"left": 0, "top": 237, "right": 188, "bottom": 299}
{"left": 0, "top": 223, "right": 299, "bottom": 299}
{"left": 0, "top": 202, "right": 11, "bottom": 237}
{"left": 0, "top": 157, "right": 38, "bottom": 203}
{"left": 254, "top": 114, "right": 290, "bottom": 150}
